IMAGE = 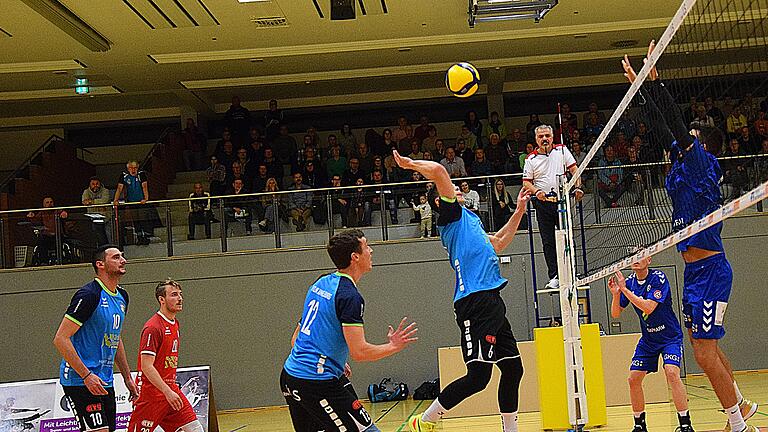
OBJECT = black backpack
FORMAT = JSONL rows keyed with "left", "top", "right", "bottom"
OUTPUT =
{"left": 412, "top": 379, "right": 440, "bottom": 400}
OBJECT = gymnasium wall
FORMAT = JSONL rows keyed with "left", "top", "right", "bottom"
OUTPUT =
{"left": 0, "top": 128, "right": 64, "bottom": 171}
{"left": 0, "top": 213, "right": 766, "bottom": 409}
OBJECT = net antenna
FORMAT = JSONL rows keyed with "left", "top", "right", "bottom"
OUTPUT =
{"left": 553, "top": 1, "right": 699, "bottom": 428}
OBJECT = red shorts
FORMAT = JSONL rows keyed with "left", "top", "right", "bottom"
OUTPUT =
{"left": 127, "top": 388, "right": 197, "bottom": 432}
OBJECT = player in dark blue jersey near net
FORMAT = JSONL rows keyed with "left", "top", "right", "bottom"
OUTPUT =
{"left": 610, "top": 257, "right": 692, "bottom": 432}
{"left": 622, "top": 41, "right": 759, "bottom": 432}
{"left": 392, "top": 150, "right": 530, "bottom": 432}
{"left": 281, "top": 229, "right": 418, "bottom": 432}
{"left": 52, "top": 245, "right": 138, "bottom": 432}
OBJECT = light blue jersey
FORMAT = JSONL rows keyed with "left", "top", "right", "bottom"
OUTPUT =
{"left": 60, "top": 279, "right": 129, "bottom": 387}
{"left": 437, "top": 198, "right": 507, "bottom": 303}
{"left": 284, "top": 272, "right": 365, "bottom": 380}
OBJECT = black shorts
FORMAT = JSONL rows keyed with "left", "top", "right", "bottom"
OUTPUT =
{"left": 280, "top": 369, "right": 375, "bottom": 432}
{"left": 62, "top": 386, "right": 117, "bottom": 432}
{"left": 454, "top": 289, "right": 520, "bottom": 364}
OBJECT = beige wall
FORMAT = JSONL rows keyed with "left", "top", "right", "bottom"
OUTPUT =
{"left": 0, "top": 128, "right": 64, "bottom": 171}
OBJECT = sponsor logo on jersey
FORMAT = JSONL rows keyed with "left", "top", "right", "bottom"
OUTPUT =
{"left": 85, "top": 403, "right": 102, "bottom": 413}
{"left": 662, "top": 353, "right": 681, "bottom": 363}
{"left": 653, "top": 290, "right": 663, "bottom": 300}
{"left": 103, "top": 333, "right": 120, "bottom": 348}
{"left": 647, "top": 324, "right": 666, "bottom": 333}
{"left": 485, "top": 335, "right": 496, "bottom": 345}
{"left": 164, "top": 356, "right": 178, "bottom": 369}
{"left": 352, "top": 400, "right": 363, "bottom": 410}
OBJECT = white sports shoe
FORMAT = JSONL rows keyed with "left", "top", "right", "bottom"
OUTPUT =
{"left": 546, "top": 277, "right": 559, "bottom": 290}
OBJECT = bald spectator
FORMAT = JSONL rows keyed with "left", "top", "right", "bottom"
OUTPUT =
{"left": 114, "top": 160, "right": 151, "bottom": 245}
{"left": 440, "top": 147, "right": 467, "bottom": 178}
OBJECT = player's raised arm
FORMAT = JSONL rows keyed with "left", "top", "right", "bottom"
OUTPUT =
{"left": 608, "top": 272, "right": 625, "bottom": 319}
{"left": 343, "top": 317, "right": 418, "bottom": 362}
{"left": 489, "top": 188, "right": 530, "bottom": 253}
{"left": 392, "top": 150, "right": 455, "bottom": 200}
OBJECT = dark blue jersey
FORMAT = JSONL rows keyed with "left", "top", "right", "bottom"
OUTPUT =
{"left": 284, "top": 272, "right": 364, "bottom": 380}
{"left": 620, "top": 269, "right": 682, "bottom": 348}
{"left": 665, "top": 138, "right": 724, "bottom": 252}
{"left": 437, "top": 198, "right": 507, "bottom": 303}
{"left": 60, "top": 279, "right": 129, "bottom": 387}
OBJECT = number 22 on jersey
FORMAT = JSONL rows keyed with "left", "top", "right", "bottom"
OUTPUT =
{"left": 300, "top": 299, "right": 320, "bottom": 335}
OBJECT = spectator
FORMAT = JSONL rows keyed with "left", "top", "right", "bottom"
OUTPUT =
{"left": 286, "top": 172, "right": 312, "bottom": 232}
{"left": 722, "top": 95, "right": 737, "bottom": 119}
{"left": 413, "top": 115, "right": 432, "bottom": 144}
{"left": 526, "top": 114, "right": 542, "bottom": 139}
{"left": 187, "top": 183, "right": 212, "bottom": 240}
{"left": 422, "top": 150, "right": 435, "bottom": 163}
{"left": 555, "top": 103, "right": 579, "bottom": 130}
{"left": 755, "top": 138, "right": 768, "bottom": 182}
{"left": 470, "top": 148, "right": 492, "bottom": 176}
{"left": 704, "top": 97, "right": 725, "bottom": 129}
{"left": 216, "top": 141, "right": 236, "bottom": 173}
{"left": 490, "top": 179, "right": 513, "bottom": 232}
{"left": 571, "top": 141, "right": 587, "bottom": 166}
{"left": 114, "top": 160, "right": 151, "bottom": 245}
{"left": 383, "top": 144, "right": 402, "bottom": 181}
{"left": 582, "top": 102, "right": 607, "bottom": 126}
{"left": 355, "top": 142, "right": 375, "bottom": 174}
{"left": 421, "top": 126, "right": 439, "bottom": 155}
{"left": 263, "top": 99, "right": 283, "bottom": 144}
{"left": 407, "top": 139, "right": 424, "bottom": 160}
{"left": 339, "top": 124, "right": 357, "bottom": 158}
{"left": 81, "top": 176, "right": 111, "bottom": 245}
{"left": 406, "top": 171, "right": 425, "bottom": 223}
{"left": 370, "top": 156, "right": 389, "bottom": 182}
{"left": 214, "top": 129, "right": 232, "bottom": 156}
{"left": 465, "top": 110, "right": 484, "bottom": 144}
{"left": 226, "top": 161, "right": 251, "bottom": 192}
{"left": 584, "top": 112, "right": 605, "bottom": 140}
{"left": 754, "top": 111, "right": 768, "bottom": 141}
{"left": 692, "top": 105, "right": 715, "bottom": 128}
{"left": 456, "top": 125, "right": 477, "bottom": 151}
{"left": 329, "top": 175, "right": 350, "bottom": 228}
{"left": 440, "top": 147, "right": 467, "bottom": 178}
{"left": 722, "top": 138, "right": 749, "bottom": 199}
{"left": 485, "top": 133, "right": 507, "bottom": 174}
{"left": 26, "top": 196, "right": 68, "bottom": 264}
{"left": 623, "top": 146, "right": 645, "bottom": 204}
{"left": 299, "top": 134, "right": 314, "bottom": 157}
{"left": 392, "top": 115, "right": 413, "bottom": 144}
{"left": 348, "top": 177, "right": 372, "bottom": 227}
{"left": 248, "top": 126, "right": 262, "bottom": 148}
{"left": 726, "top": 106, "right": 748, "bottom": 137}
{"left": 306, "top": 126, "right": 321, "bottom": 149}
{"left": 300, "top": 146, "right": 323, "bottom": 171}
{"left": 225, "top": 178, "right": 252, "bottom": 235}
{"left": 684, "top": 96, "right": 698, "bottom": 126}
{"left": 258, "top": 177, "right": 283, "bottom": 233}
{"left": 370, "top": 170, "right": 398, "bottom": 225}
{"left": 182, "top": 118, "right": 206, "bottom": 171}
{"left": 504, "top": 128, "right": 526, "bottom": 154}
{"left": 224, "top": 96, "right": 251, "bottom": 146}
{"left": 273, "top": 125, "right": 298, "bottom": 169}
{"left": 236, "top": 147, "right": 256, "bottom": 182}
{"left": 433, "top": 139, "right": 446, "bottom": 161}
{"left": 342, "top": 157, "right": 366, "bottom": 186}
{"left": 424, "top": 180, "right": 440, "bottom": 235}
{"left": 302, "top": 160, "right": 327, "bottom": 189}
{"left": 247, "top": 136, "right": 265, "bottom": 165}
{"left": 364, "top": 128, "right": 385, "bottom": 157}
{"left": 503, "top": 145, "right": 520, "bottom": 175}
{"left": 262, "top": 147, "right": 283, "bottom": 181}
{"left": 519, "top": 143, "right": 534, "bottom": 171}
{"left": 485, "top": 111, "right": 507, "bottom": 140}
{"left": 612, "top": 132, "right": 630, "bottom": 161}
{"left": 382, "top": 129, "right": 398, "bottom": 156}
{"left": 206, "top": 156, "right": 227, "bottom": 196}
{"left": 326, "top": 134, "right": 340, "bottom": 156}
{"left": 326, "top": 145, "right": 348, "bottom": 180}
{"left": 456, "top": 138, "right": 474, "bottom": 166}
{"left": 597, "top": 145, "right": 626, "bottom": 208}
{"left": 252, "top": 164, "right": 270, "bottom": 195}
{"left": 411, "top": 194, "right": 432, "bottom": 238}
{"left": 736, "top": 126, "right": 759, "bottom": 155}
{"left": 741, "top": 92, "right": 759, "bottom": 122}
{"left": 459, "top": 181, "right": 480, "bottom": 216}
{"left": 615, "top": 110, "right": 636, "bottom": 142}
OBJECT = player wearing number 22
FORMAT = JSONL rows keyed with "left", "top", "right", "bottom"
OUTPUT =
{"left": 281, "top": 229, "right": 418, "bottom": 432}
{"left": 53, "top": 245, "right": 138, "bottom": 432}
{"left": 126, "top": 279, "right": 203, "bottom": 432}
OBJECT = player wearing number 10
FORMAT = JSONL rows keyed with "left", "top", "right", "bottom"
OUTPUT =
{"left": 281, "top": 229, "right": 418, "bottom": 432}
{"left": 53, "top": 245, "right": 138, "bottom": 432}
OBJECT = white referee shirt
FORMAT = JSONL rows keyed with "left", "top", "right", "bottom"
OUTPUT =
{"left": 522, "top": 144, "right": 577, "bottom": 194}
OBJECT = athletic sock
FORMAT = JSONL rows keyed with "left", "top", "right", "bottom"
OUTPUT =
{"left": 727, "top": 403, "right": 746, "bottom": 432}
{"left": 633, "top": 412, "right": 646, "bottom": 430}
{"left": 733, "top": 381, "right": 744, "bottom": 405}
{"left": 501, "top": 412, "right": 518, "bottom": 432}
{"left": 677, "top": 410, "right": 691, "bottom": 426}
{"left": 422, "top": 399, "right": 446, "bottom": 423}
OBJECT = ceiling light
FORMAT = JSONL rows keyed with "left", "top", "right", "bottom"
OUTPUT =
{"left": 468, "top": 0, "right": 558, "bottom": 27}
{"left": 20, "top": 0, "right": 111, "bottom": 52}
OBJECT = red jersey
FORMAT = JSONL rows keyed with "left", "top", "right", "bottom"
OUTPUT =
{"left": 135, "top": 312, "right": 180, "bottom": 399}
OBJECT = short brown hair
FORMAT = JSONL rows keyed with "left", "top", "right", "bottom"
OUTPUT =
{"left": 155, "top": 279, "right": 181, "bottom": 304}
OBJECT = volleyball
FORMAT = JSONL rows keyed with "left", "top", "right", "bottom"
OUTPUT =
{"left": 445, "top": 62, "right": 480, "bottom": 98}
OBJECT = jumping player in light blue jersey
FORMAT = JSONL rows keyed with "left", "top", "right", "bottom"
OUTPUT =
{"left": 622, "top": 42, "right": 759, "bottom": 432}
{"left": 53, "top": 245, "right": 138, "bottom": 432}
{"left": 609, "top": 258, "right": 691, "bottom": 432}
{"left": 281, "top": 229, "right": 417, "bottom": 432}
{"left": 392, "top": 150, "right": 530, "bottom": 432}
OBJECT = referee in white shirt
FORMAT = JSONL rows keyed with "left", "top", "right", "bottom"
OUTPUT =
{"left": 522, "top": 125, "right": 583, "bottom": 289}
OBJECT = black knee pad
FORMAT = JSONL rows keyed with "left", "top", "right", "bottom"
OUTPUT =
{"left": 497, "top": 357, "right": 524, "bottom": 413}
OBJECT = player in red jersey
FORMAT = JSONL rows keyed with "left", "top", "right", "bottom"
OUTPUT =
{"left": 127, "top": 280, "right": 203, "bottom": 432}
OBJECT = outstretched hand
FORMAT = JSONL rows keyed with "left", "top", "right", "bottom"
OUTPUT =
{"left": 514, "top": 188, "right": 531, "bottom": 214}
{"left": 392, "top": 150, "right": 416, "bottom": 170}
{"left": 607, "top": 270, "right": 626, "bottom": 295}
{"left": 387, "top": 317, "right": 418, "bottom": 352}
{"left": 622, "top": 40, "right": 659, "bottom": 84}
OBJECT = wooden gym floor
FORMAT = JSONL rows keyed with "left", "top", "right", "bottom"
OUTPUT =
{"left": 217, "top": 371, "right": 768, "bottom": 431}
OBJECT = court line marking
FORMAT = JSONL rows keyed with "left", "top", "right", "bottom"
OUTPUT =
{"left": 375, "top": 400, "right": 401, "bottom": 423}
{"left": 228, "top": 425, "right": 249, "bottom": 432}
{"left": 395, "top": 399, "right": 425, "bottom": 432}
{"left": 688, "top": 383, "right": 768, "bottom": 418}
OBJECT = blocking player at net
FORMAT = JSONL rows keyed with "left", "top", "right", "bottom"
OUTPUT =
{"left": 392, "top": 150, "right": 529, "bottom": 432}
{"left": 280, "top": 229, "right": 418, "bottom": 432}
{"left": 622, "top": 41, "right": 759, "bottom": 432}
{"left": 609, "top": 258, "right": 693, "bottom": 432}
{"left": 126, "top": 279, "right": 203, "bottom": 432}
{"left": 53, "top": 245, "right": 138, "bottom": 432}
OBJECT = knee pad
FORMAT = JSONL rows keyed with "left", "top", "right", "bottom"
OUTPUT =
{"left": 176, "top": 420, "right": 204, "bottom": 432}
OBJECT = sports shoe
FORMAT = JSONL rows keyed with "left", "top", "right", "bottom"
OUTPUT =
{"left": 632, "top": 425, "right": 648, "bottom": 432}
{"left": 724, "top": 398, "right": 759, "bottom": 431}
{"left": 408, "top": 413, "right": 436, "bottom": 432}
{"left": 546, "top": 277, "right": 559, "bottom": 290}
{"left": 738, "top": 426, "right": 763, "bottom": 432}
{"left": 675, "top": 424, "right": 694, "bottom": 432}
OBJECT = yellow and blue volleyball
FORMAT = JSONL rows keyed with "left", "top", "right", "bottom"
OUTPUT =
{"left": 445, "top": 62, "right": 480, "bottom": 98}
